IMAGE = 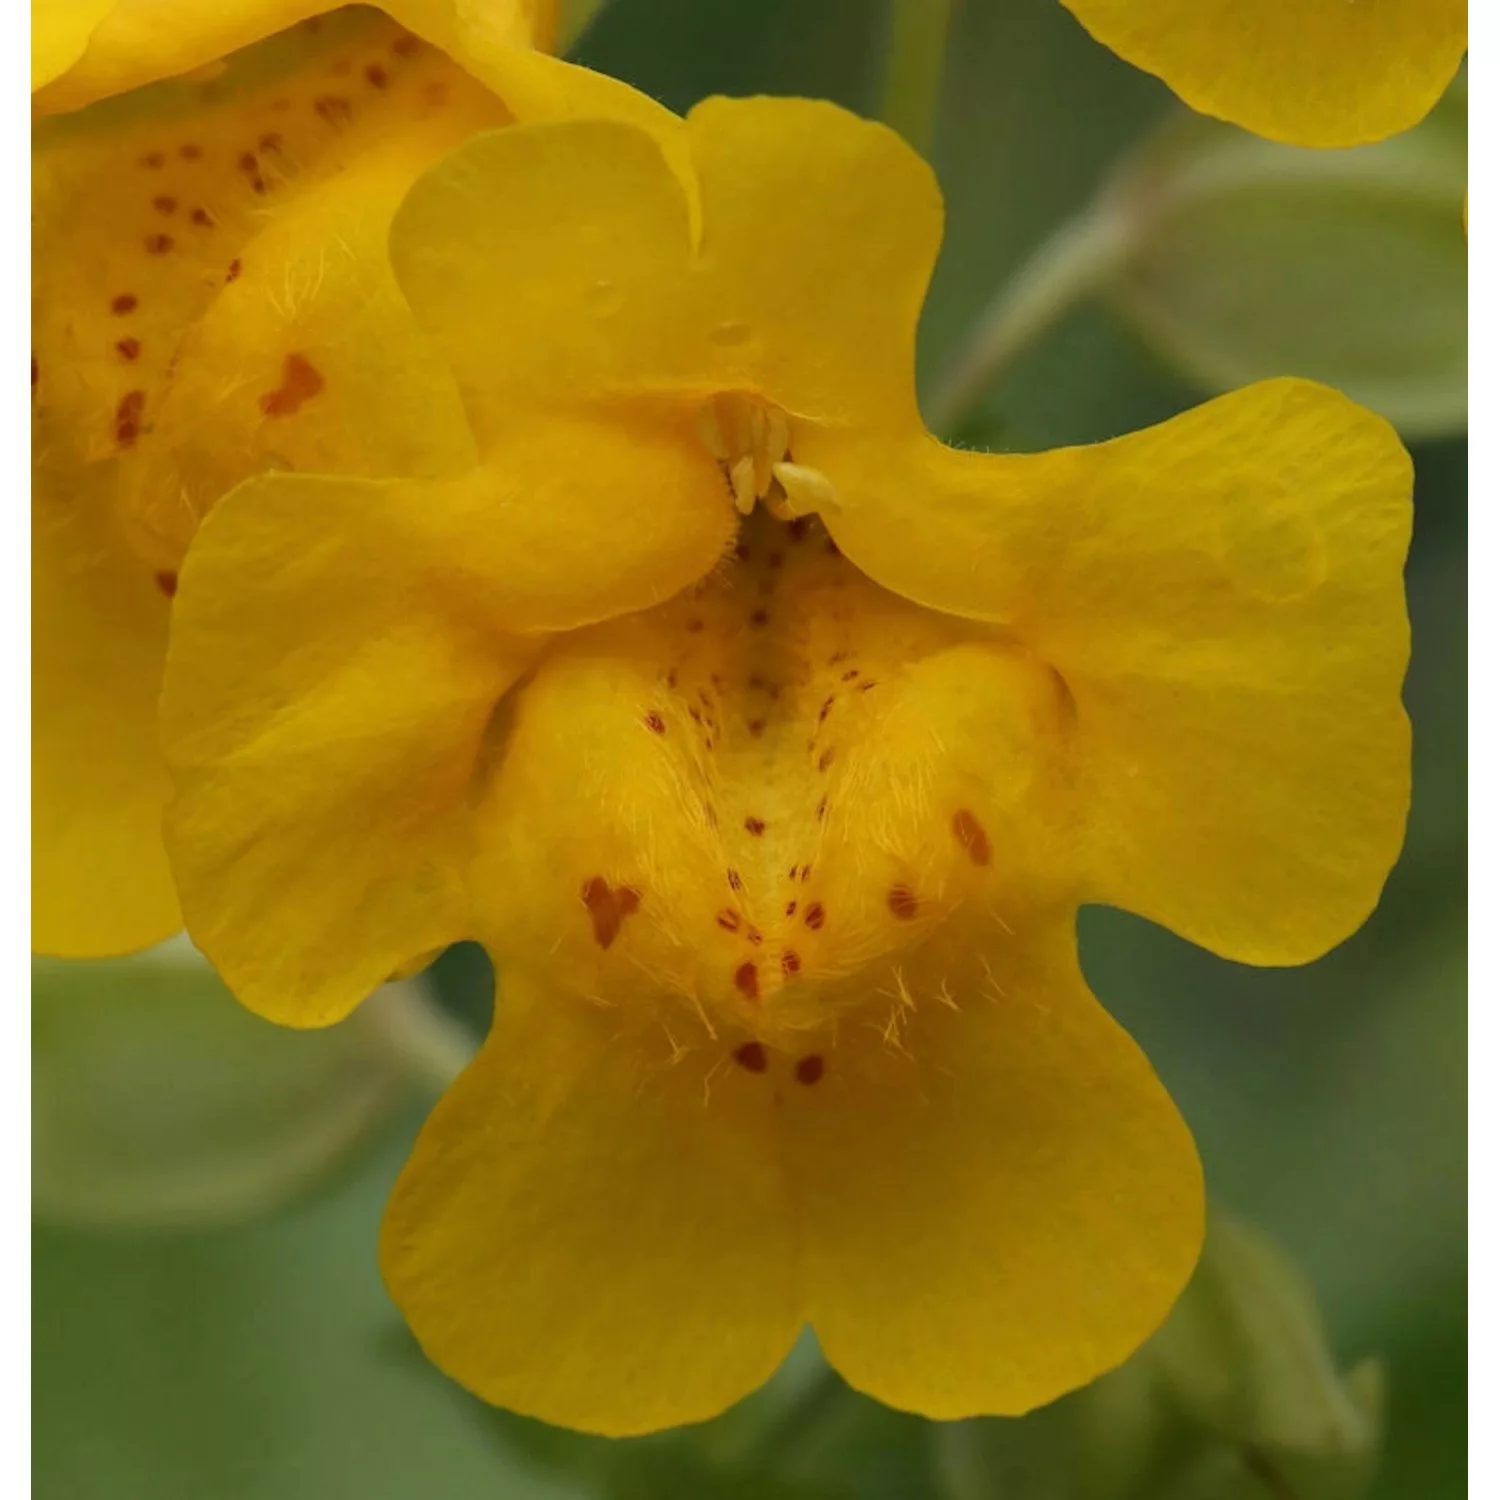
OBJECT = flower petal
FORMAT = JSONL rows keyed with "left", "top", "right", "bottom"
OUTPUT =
{"left": 32, "top": 0, "right": 116, "bottom": 92}
{"left": 381, "top": 968, "right": 799, "bottom": 1436}
{"left": 793, "top": 923, "right": 1203, "bottom": 1418}
{"left": 684, "top": 95, "right": 941, "bottom": 423}
{"left": 159, "top": 474, "right": 537, "bottom": 1026}
{"left": 819, "top": 379, "right": 1411, "bottom": 964}
{"left": 388, "top": 98, "right": 940, "bottom": 436}
{"left": 1058, "top": 0, "right": 1467, "bottom": 148}
{"left": 32, "top": 478, "right": 180, "bottom": 956}
{"left": 33, "top": 10, "right": 504, "bottom": 570}
{"left": 32, "top": 0, "right": 551, "bottom": 116}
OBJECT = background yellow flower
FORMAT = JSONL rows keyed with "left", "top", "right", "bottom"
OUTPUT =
{"left": 1058, "top": 0, "right": 1467, "bottom": 147}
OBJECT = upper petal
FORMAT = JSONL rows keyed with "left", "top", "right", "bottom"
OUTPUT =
{"left": 1059, "top": 0, "right": 1467, "bottom": 147}
{"left": 792, "top": 921, "right": 1203, "bottom": 1418}
{"left": 817, "top": 379, "right": 1412, "bottom": 964}
{"left": 381, "top": 967, "right": 800, "bottom": 1436}
{"left": 387, "top": 99, "right": 941, "bottom": 441}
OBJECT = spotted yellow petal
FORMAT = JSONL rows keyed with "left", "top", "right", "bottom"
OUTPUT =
{"left": 1059, "top": 0, "right": 1467, "bottom": 148}
{"left": 381, "top": 967, "right": 799, "bottom": 1436}
{"left": 817, "top": 379, "right": 1412, "bottom": 966}
{"left": 160, "top": 448, "right": 731, "bottom": 1022}
{"left": 794, "top": 923, "right": 1203, "bottom": 1418}
{"left": 32, "top": 475, "right": 180, "bottom": 956}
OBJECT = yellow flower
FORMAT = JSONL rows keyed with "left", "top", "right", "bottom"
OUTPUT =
{"left": 31, "top": 0, "right": 677, "bottom": 957}
{"left": 1058, "top": 0, "right": 1467, "bottom": 147}
{"left": 157, "top": 100, "right": 1411, "bottom": 1434}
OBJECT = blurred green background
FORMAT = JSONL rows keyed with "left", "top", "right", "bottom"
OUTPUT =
{"left": 34, "top": 1, "right": 1466, "bottom": 1496}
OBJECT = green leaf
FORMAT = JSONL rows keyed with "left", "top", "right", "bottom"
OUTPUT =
{"left": 33, "top": 939, "right": 434, "bottom": 1228}
{"left": 1102, "top": 89, "right": 1467, "bottom": 439}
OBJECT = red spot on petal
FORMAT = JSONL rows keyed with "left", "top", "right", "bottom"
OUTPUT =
{"left": 816, "top": 797, "right": 828, "bottom": 821}
{"left": 154, "top": 571, "right": 178, "bottom": 598}
{"left": 727, "top": 869, "right": 743, "bottom": 892}
{"left": 795, "top": 1054, "right": 824, "bottom": 1085}
{"left": 887, "top": 885, "right": 919, "bottom": 920}
{"left": 581, "top": 876, "right": 641, "bottom": 950}
{"left": 788, "top": 517, "right": 810, "bottom": 542}
{"left": 781, "top": 950, "right": 802, "bottom": 977}
{"left": 114, "top": 389, "right": 146, "bottom": 447}
{"left": 800, "top": 864, "right": 812, "bottom": 882}
{"left": 841, "top": 668, "right": 860, "bottom": 681}
{"left": 746, "top": 926, "right": 763, "bottom": 946}
{"left": 392, "top": 32, "right": 421, "bottom": 55}
{"left": 644, "top": 711, "right": 666, "bottom": 734}
{"left": 818, "top": 697, "right": 834, "bottom": 723}
{"left": 144, "top": 233, "right": 174, "bottom": 254}
{"left": 257, "top": 132, "right": 283, "bottom": 153}
{"left": 744, "top": 816, "right": 766, "bottom": 836}
{"left": 716, "top": 909, "right": 741, "bottom": 933}
{"left": 784, "top": 900, "right": 797, "bottom": 917}
{"left": 314, "top": 95, "right": 351, "bottom": 122}
{"left": 734, "top": 1041, "right": 768, "bottom": 1073}
{"left": 237, "top": 151, "right": 258, "bottom": 173}
{"left": 734, "top": 962, "right": 760, "bottom": 1000}
{"left": 179, "top": 143, "right": 202, "bottom": 160}
{"left": 748, "top": 719, "right": 765, "bottom": 737}
{"left": 952, "top": 808, "right": 992, "bottom": 867}
{"left": 191, "top": 207, "right": 215, "bottom": 227}
{"left": 260, "top": 352, "right": 325, "bottom": 416}
{"left": 30, "top": 357, "right": 38, "bottom": 388}
{"left": 859, "top": 679, "right": 878, "bottom": 692}
{"left": 817, "top": 748, "right": 835, "bottom": 772}
{"left": 225, "top": 258, "right": 242, "bottom": 283}
{"left": 686, "top": 617, "right": 704, "bottom": 633}
{"left": 803, "top": 902, "right": 825, "bottom": 929}
{"left": 151, "top": 195, "right": 177, "bottom": 215}
{"left": 749, "top": 608, "right": 769, "bottom": 627}
{"left": 365, "top": 62, "right": 390, "bottom": 88}
{"left": 140, "top": 151, "right": 165, "bottom": 169}
{"left": 110, "top": 293, "right": 138, "bottom": 315}
{"left": 115, "top": 337, "right": 141, "bottom": 361}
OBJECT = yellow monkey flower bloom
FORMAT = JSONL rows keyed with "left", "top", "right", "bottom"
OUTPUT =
{"left": 157, "top": 99, "right": 1411, "bottom": 1434}
{"left": 1058, "top": 0, "right": 1467, "bottom": 148}
{"left": 31, "top": 0, "right": 676, "bottom": 957}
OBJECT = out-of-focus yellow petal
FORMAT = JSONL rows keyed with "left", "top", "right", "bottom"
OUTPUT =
{"left": 33, "top": 12, "right": 502, "bottom": 570}
{"left": 817, "top": 379, "right": 1412, "bottom": 965}
{"left": 388, "top": 99, "right": 938, "bottom": 439}
{"left": 794, "top": 923, "right": 1203, "bottom": 1418}
{"left": 159, "top": 474, "right": 539, "bottom": 1027}
{"left": 32, "top": 475, "right": 180, "bottom": 956}
{"left": 382, "top": 968, "right": 799, "bottom": 1436}
{"left": 33, "top": 0, "right": 552, "bottom": 115}
{"left": 1058, "top": 0, "right": 1467, "bottom": 148}
{"left": 31, "top": 0, "right": 116, "bottom": 92}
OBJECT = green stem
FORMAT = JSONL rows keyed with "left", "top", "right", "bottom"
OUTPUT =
{"left": 878, "top": 0, "right": 958, "bottom": 154}
{"left": 925, "top": 202, "right": 1134, "bottom": 437}
{"left": 362, "top": 982, "right": 477, "bottom": 1094}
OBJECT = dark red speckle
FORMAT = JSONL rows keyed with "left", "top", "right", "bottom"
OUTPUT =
{"left": 734, "top": 1042, "right": 768, "bottom": 1073}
